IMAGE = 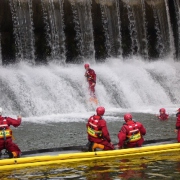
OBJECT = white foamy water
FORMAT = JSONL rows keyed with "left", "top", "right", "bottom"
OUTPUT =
{"left": 0, "top": 57, "right": 180, "bottom": 122}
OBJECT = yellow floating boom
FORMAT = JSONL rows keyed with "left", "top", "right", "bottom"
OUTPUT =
{"left": 0, "top": 143, "right": 180, "bottom": 171}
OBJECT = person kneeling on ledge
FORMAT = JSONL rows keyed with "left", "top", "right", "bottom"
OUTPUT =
{"left": 0, "top": 107, "right": 22, "bottom": 158}
{"left": 86, "top": 106, "right": 114, "bottom": 151}
{"left": 117, "top": 113, "right": 146, "bottom": 149}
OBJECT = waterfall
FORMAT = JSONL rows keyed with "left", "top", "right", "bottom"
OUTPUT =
{"left": 0, "top": 0, "right": 179, "bottom": 63}
{"left": 140, "top": 0, "right": 148, "bottom": 59}
{"left": 123, "top": 0, "right": 148, "bottom": 58}
{"left": 124, "top": 1, "right": 140, "bottom": 56}
{"left": 8, "top": 0, "right": 35, "bottom": 64}
{"left": 1, "top": 0, "right": 180, "bottom": 122}
{"left": 174, "top": 0, "right": 180, "bottom": 59}
{"left": 99, "top": 0, "right": 122, "bottom": 58}
{"left": 41, "top": 0, "right": 66, "bottom": 64}
{"left": 0, "top": 59, "right": 180, "bottom": 118}
{"left": 147, "top": 0, "right": 174, "bottom": 58}
{"left": 164, "top": 0, "right": 175, "bottom": 59}
{"left": 70, "top": 0, "right": 95, "bottom": 63}
{"left": 150, "top": 0, "right": 165, "bottom": 58}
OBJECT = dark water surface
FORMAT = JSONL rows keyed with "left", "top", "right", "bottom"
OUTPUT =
{"left": 1, "top": 113, "right": 180, "bottom": 179}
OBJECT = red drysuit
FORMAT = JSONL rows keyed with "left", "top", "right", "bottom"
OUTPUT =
{"left": 175, "top": 112, "right": 180, "bottom": 142}
{"left": 85, "top": 68, "right": 96, "bottom": 97}
{"left": 157, "top": 113, "right": 169, "bottom": 120}
{"left": 0, "top": 116, "right": 21, "bottom": 157}
{"left": 157, "top": 108, "right": 169, "bottom": 120}
{"left": 118, "top": 120, "right": 146, "bottom": 148}
{"left": 86, "top": 115, "right": 114, "bottom": 150}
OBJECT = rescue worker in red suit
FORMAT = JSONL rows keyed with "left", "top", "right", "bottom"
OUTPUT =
{"left": 86, "top": 107, "right": 114, "bottom": 151}
{"left": 84, "top": 63, "right": 96, "bottom": 98}
{"left": 117, "top": 113, "right": 146, "bottom": 149}
{"left": 175, "top": 108, "right": 180, "bottom": 142}
{"left": 156, "top": 108, "right": 169, "bottom": 120}
{"left": 0, "top": 107, "right": 22, "bottom": 158}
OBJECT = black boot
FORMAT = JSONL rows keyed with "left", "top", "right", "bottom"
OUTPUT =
{"left": 88, "top": 141, "right": 95, "bottom": 152}
{"left": 6, "top": 151, "right": 14, "bottom": 158}
{"left": 81, "top": 141, "right": 94, "bottom": 152}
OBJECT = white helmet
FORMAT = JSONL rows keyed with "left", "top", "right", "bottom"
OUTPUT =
{"left": 0, "top": 107, "right": 2, "bottom": 115}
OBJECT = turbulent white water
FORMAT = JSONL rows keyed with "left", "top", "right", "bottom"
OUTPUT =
{"left": 0, "top": 57, "right": 180, "bottom": 122}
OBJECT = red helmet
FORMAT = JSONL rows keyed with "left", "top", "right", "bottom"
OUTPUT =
{"left": 84, "top": 63, "right": 89, "bottom": 69}
{"left": 96, "top": 107, "right": 105, "bottom": 116}
{"left": 124, "top": 113, "right": 132, "bottom": 122}
{"left": 177, "top": 108, "right": 180, "bottom": 112}
{"left": 159, "top": 108, "right": 166, "bottom": 113}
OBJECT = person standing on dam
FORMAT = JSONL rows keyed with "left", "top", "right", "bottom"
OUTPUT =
{"left": 117, "top": 113, "right": 146, "bottom": 149}
{"left": 0, "top": 107, "right": 22, "bottom": 158}
{"left": 86, "top": 106, "right": 114, "bottom": 151}
{"left": 84, "top": 63, "right": 98, "bottom": 104}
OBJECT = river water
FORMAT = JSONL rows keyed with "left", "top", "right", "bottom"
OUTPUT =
{"left": 13, "top": 111, "right": 177, "bottom": 151}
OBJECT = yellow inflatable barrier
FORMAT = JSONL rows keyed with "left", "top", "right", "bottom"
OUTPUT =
{"left": 0, "top": 143, "right": 180, "bottom": 171}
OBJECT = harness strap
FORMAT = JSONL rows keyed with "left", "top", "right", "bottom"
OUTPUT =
{"left": 125, "top": 132, "right": 135, "bottom": 144}
{"left": 2, "top": 128, "right": 6, "bottom": 141}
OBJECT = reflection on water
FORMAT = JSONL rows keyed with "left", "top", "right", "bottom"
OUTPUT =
{"left": 2, "top": 152, "right": 180, "bottom": 179}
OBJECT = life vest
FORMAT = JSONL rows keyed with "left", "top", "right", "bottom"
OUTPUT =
{"left": 87, "top": 116, "right": 102, "bottom": 138}
{"left": 125, "top": 122, "right": 141, "bottom": 143}
{"left": 0, "top": 118, "right": 12, "bottom": 139}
